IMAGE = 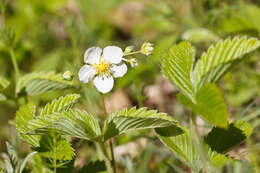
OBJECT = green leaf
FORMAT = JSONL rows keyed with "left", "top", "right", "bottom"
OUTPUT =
{"left": 193, "top": 37, "right": 260, "bottom": 91}
{"left": 103, "top": 107, "right": 183, "bottom": 141}
{"left": 6, "top": 142, "right": 18, "bottom": 170}
{"left": 15, "top": 103, "right": 41, "bottom": 147}
{"left": 40, "top": 94, "right": 80, "bottom": 116}
{"left": 29, "top": 109, "right": 101, "bottom": 141}
{"left": 205, "top": 121, "right": 253, "bottom": 153}
{"left": 78, "top": 161, "right": 106, "bottom": 173}
{"left": 178, "top": 83, "right": 228, "bottom": 128}
{"left": 16, "top": 94, "right": 80, "bottom": 147}
{"left": 37, "top": 136, "right": 74, "bottom": 161}
{"left": 19, "top": 152, "right": 37, "bottom": 173}
{"left": 157, "top": 127, "right": 231, "bottom": 172}
{"left": 161, "top": 41, "right": 196, "bottom": 101}
{"left": 16, "top": 72, "right": 75, "bottom": 95}
{"left": 1, "top": 153, "right": 14, "bottom": 173}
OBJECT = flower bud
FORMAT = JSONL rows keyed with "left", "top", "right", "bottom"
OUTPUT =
{"left": 124, "top": 46, "right": 134, "bottom": 54}
{"left": 63, "top": 71, "right": 74, "bottom": 81}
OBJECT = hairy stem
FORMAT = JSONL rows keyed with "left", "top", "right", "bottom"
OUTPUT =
{"left": 96, "top": 142, "right": 113, "bottom": 173}
{"left": 101, "top": 95, "right": 117, "bottom": 173}
{"left": 101, "top": 95, "right": 108, "bottom": 118}
{"left": 9, "top": 48, "right": 19, "bottom": 82}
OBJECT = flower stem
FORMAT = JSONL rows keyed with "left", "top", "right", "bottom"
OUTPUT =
{"left": 8, "top": 48, "right": 19, "bottom": 82}
{"left": 101, "top": 95, "right": 108, "bottom": 118}
{"left": 100, "top": 95, "right": 117, "bottom": 173}
{"left": 123, "top": 50, "right": 141, "bottom": 56}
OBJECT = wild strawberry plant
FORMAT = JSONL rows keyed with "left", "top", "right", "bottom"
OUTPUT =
{"left": 1, "top": 33, "right": 260, "bottom": 173}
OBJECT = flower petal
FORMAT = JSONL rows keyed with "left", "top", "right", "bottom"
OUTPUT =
{"left": 78, "top": 65, "right": 96, "bottom": 83}
{"left": 111, "top": 63, "right": 127, "bottom": 78}
{"left": 84, "top": 47, "right": 102, "bottom": 64}
{"left": 103, "top": 46, "right": 123, "bottom": 64}
{"left": 93, "top": 76, "right": 114, "bottom": 94}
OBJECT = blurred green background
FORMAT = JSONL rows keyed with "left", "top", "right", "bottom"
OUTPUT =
{"left": 0, "top": 0, "right": 260, "bottom": 172}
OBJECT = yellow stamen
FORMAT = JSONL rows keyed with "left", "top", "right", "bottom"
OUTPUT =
{"left": 94, "top": 59, "right": 111, "bottom": 77}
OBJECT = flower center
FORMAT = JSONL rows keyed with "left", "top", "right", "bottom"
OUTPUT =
{"left": 94, "top": 59, "right": 111, "bottom": 76}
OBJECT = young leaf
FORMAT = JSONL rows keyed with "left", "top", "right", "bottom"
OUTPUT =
{"left": 205, "top": 121, "right": 253, "bottom": 153}
{"left": 15, "top": 103, "right": 41, "bottom": 147}
{"left": 28, "top": 109, "right": 101, "bottom": 141}
{"left": 40, "top": 94, "right": 80, "bottom": 116}
{"left": 161, "top": 41, "right": 196, "bottom": 101}
{"left": 193, "top": 37, "right": 260, "bottom": 90}
{"left": 16, "top": 72, "right": 75, "bottom": 95}
{"left": 103, "top": 107, "right": 183, "bottom": 141}
{"left": 178, "top": 83, "right": 228, "bottom": 128}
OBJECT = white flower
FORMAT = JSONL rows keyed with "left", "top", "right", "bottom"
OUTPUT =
{"left": 78, "top": 46, "right": 127, "bottom": 94}
{"left": 141, "top": 42, "right": 153, "bottom": 56}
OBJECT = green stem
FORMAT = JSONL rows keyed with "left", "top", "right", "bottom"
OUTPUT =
{"left": 123, "top": 50, "right": 141, "bottom": 56}
{"left": 101, "top": 95, "right": 117, "bottom": 173}
{"left": 96, "top": 142, "right": 113, "bottom": 173}
{"left": 9, "top": 48, "right": 20, "bottom": 82}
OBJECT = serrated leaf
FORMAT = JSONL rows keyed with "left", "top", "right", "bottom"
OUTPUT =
{"left": 161, "top": 41, "right": 196, "bottom": 101}
{"left": 193, "top": 37, "right": 260, "bottom": 90}
{"left": 28, "top": 109, "right": 101, "bottom": 141}
{"left": 15, "top": 103, "right": 41, "bottom": 147}
{"left": 1, "top": 153, "right": 13, "bottom": 173}
{"left": 6, "top": 142, "right": 18, "bottom": 171}
{"left": 16, "top": 72, "right": 75, "bottom": 95}
{"left": 40, "top": 94, "right": 80, "bottom": 116}
{"left": 103, "top": 107, "right": 183, "bottom": 141}
{"left": 178, "top": 83, "right": 228, "bottom": 128}
{"left": 157, "top": 127, "right": 231, "bottom": 172}
{"left": 19, "top": 152, "right": 37, "bottom": 173}
{"left": 205, "top": 121, "right": 253, "bottom": 153}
